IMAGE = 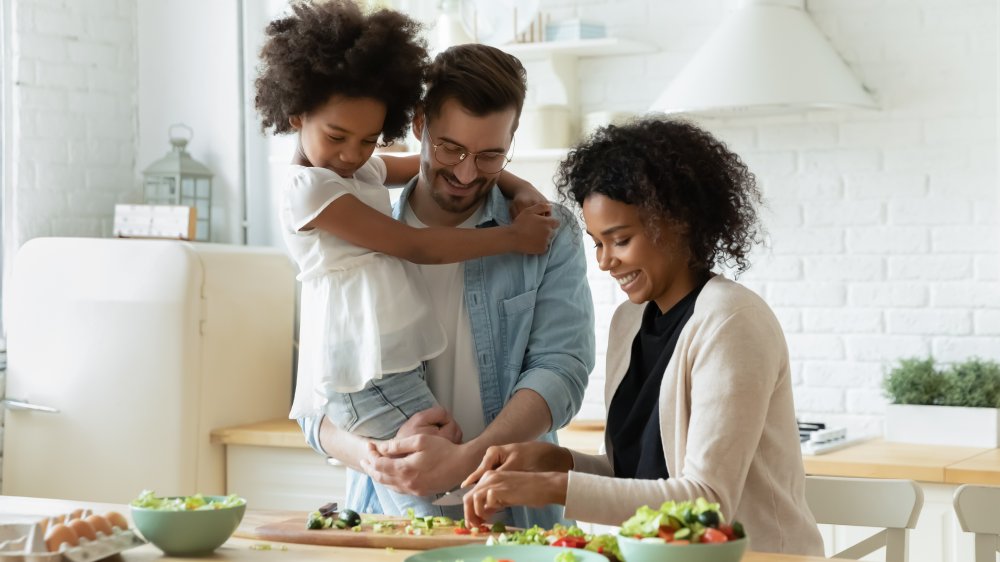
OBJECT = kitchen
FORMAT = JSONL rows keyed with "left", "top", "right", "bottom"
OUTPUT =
{"left": 0, "top": 0, "right": 998, "bottom": 561}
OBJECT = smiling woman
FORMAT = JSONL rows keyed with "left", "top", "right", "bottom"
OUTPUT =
{"left": 458, "top": 118, "right": 825, "bottom": 557}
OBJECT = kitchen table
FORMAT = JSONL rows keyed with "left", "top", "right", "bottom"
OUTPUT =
{"left": 2, "top": 495, "right": 846, "bottom": 561}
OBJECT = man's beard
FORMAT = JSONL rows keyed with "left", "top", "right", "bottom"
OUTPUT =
{"left": 430, "top": 169, "right": 494, "bottom": 215}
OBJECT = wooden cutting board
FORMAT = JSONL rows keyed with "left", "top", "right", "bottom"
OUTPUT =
{"left": 234, "top": 510, "right": 508, "bottom": 550}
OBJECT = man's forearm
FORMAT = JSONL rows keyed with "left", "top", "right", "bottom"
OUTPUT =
{"left": 466, "top": 389, "right": 553, "bottom": 458}
{"left": 316, "top": 415, "right": 372, "bottom": 472}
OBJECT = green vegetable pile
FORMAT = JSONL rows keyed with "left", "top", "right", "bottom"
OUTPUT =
{"left": 489, "top": 523, "right": 621, "bottom": 561}
{"left": 619, "top": 498, "right": 745, "bottom": 544}
{"left": 130, "top": 490, "right": 245, "bottom": 511}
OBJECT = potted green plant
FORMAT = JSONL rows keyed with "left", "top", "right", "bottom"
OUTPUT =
{"left": 883, "top": 357, "right": 1000, "bottom": 447}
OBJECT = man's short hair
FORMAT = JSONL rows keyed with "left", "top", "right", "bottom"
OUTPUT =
{"left": 423, "top": 44, "right": 527, "bottom": 131}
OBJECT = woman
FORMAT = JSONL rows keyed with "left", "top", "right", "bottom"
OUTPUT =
{"left": 460, "top": 118, "right": 824, "bottom": 556}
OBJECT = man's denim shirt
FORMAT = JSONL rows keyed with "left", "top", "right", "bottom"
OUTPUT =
{"left": 299, "top": 180, "right": 596, "bottom": 529}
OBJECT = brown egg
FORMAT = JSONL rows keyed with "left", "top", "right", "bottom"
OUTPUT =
{"left": 69, "top": 508, "right": 86, "bottom": 520}
{"left": 44, "top": 523, "right": 79, "bottom": 552}
{"left": 104, "top": 511, "right": 129, "bottom": 531}
{"left": 52, "top": 514, "right": 66, "bottom": 525}
{"left": 66, "top": 518, "right": 97, "bottom": 542}
{"left": 85, "top": 514, "right": 112, "bottom": 537}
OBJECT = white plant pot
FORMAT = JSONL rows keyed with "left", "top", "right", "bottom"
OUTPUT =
{"left": 885, "top": 404, "right": 1000, "bottom": 448}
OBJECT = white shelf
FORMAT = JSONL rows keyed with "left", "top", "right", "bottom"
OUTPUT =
{"left": 501, "top": 37, "right": 655, "bottom": 61}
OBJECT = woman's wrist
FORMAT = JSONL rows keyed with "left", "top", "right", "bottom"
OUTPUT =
{"left": 547, "top": 471, "right": 569, "bottom": 505}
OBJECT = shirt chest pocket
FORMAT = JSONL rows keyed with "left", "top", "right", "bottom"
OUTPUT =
{"left": 499, "top": 288, "right": 537, "bottom": 371}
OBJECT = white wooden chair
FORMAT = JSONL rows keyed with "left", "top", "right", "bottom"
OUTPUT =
{"left": 953, "top": 484, "right": 1000, "bottom": 562}
{"left": 805, "top": 476, "right": 923, "bottom": 562}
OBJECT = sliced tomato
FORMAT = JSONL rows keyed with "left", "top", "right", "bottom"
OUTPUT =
{"left": 551, "top": 536, "right": 588, "bottom": 548}
{"left": 701, "top": 528, "right": 729, "bottom": 543}
{"left": 719, "top": 524, "right": 736, "bottom": 540}
{"left": 452, "top": 527, "right": 471, "bottom": 535}
{"left": 656, "top": 525, "right": 675, "bottom": 541}
{"left": 671, "top": 539, "right": 691, "bottom": 545}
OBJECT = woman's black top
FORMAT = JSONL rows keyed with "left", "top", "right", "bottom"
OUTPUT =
{"left": 606, "top": 281, "right": 707, "bottom": 480}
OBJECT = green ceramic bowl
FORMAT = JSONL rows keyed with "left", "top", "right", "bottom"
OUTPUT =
{"left": 618, "top": 534, "right": 748, "bottom": 562}
{"left": 130, "top": 497, "right": 246, "bottom": 556}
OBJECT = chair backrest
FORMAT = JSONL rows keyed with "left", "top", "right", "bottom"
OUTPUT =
{"left": 953, "top": 484, "right": 1000, "bottom": 562}
{"left": 805, "top": 476, "right": 923, "bottom": 562}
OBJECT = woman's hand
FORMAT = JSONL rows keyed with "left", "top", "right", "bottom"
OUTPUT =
{"left": 396, "top": 405, "right": 463, "bottom": 444}
{"left": 510, "top": 203, "right": 559, "bottom": 254}
{"left": 462, "top": 470, "right": 568, "bottom": 528}
{"left": 461, "top": 441, "right": 572, "bottom": 488}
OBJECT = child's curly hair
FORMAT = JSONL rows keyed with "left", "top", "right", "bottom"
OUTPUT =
{"left": 254, "top": 0, "right": 427, "bottom": 142}
{"left": 556, "top": 118, "right": 764, "bottom": 274}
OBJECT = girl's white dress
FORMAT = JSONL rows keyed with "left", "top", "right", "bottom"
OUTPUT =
{"left": 280, "top": 158, "right": 447, "bottom": 419}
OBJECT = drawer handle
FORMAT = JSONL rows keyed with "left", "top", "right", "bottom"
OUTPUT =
{"left": 2, "top": 398, "right": 60, "bottom": 414}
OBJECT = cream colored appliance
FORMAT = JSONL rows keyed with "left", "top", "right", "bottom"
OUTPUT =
{"left": 2, "top": 237, "right": 296, "bottom": 503}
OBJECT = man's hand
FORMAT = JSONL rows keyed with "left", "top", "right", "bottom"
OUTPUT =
{"left": 461, "top": 441, "right": 572, "bottom": 488}
{"left": 462, "top": 470, "right": 568, "bottom": 528}
{"left": 361, "top": 434, "right": 481, "bottom": 497}
{"left": 396, "top": 405, "right": 463, "bottom": 444}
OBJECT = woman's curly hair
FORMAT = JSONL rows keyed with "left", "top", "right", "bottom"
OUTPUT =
{"left": 254, "top": 0, "right": 427, "bottom": 142}
{"left": 556, "top": 118, "right": 764, "bottom": 274}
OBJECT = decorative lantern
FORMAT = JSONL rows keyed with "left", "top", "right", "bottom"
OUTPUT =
{"left": 143, "top": 124, "right": 214, "bottom": 241}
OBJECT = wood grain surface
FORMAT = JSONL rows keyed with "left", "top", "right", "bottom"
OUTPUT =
{"left": 234, "top": 510, "right": 506, "bottom": 550}
{"left": 802, "top": 438, "right": 990, "bottom": 482}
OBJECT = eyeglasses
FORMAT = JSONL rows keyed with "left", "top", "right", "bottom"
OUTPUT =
{"left": 431, "top": 140, "right": 513, "bottom": 174}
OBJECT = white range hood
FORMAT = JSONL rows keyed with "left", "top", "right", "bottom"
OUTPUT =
{"left": 651, "top": 0, "right": 877, "bottom": 117}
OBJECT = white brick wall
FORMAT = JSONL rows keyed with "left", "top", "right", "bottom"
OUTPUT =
{"left": 543, "top": 0, "right": 999, "bottom": 437}
{"left": 0, "top": 0, "right": 995, "bottom": 467}
{"left": 7, "top": 0, "right": 138, "bottom": 252}
{"left": 0, "top": 0, "right": 137, "bottom": 492}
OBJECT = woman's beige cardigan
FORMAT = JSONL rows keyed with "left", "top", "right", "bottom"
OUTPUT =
{"left": 565, "top": 276, "right": 824, "bottom": 556}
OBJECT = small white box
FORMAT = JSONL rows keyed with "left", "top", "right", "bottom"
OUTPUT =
{"left": 884, "top": 404, "right": 1000, "bottom": 448}
{"left": 113, "top": 204, "right": 196, "bottom": 240}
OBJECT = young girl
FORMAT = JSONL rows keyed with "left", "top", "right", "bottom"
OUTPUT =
{"left": 254, "top": 0, "right": 557, "bottom": 515}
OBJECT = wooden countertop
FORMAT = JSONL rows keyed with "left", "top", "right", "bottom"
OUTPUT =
{"left": 211, "top": 418, "right": 606, "bottom": 455}
{"left": 211, "top": 418, "right": 310, "bottom": 449}
{"left": 801, "top": 438, "right": 994, "bottom": 483}
{"left": 944, "top": 448, "right": 1000, "bottom": 485}
{"left": 212, "top": 420, "right": 1000, "bottom": 485}
{"left": 0, "top": 495, "right": 849, "bottom": 561}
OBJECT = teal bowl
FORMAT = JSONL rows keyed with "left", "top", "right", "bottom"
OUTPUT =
{"left": 130, "top": 497, "right": 246, "bottom": 556}
{"left": 618, "top": 535, "right": 748, "bottom": 562}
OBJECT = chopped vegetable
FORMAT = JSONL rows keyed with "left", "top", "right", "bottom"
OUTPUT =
{"left": 338, "top": 509, "right": 361, "bottom": 528}
{"left": 130, "top": 490, "right": 245, "bottom": 511}
{"left": 619, "top": 498, "right": 745, "bottom": 545}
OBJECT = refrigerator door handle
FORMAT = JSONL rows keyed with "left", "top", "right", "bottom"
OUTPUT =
{"left": 2, "top": 398, "right": 60, "bottom": 414}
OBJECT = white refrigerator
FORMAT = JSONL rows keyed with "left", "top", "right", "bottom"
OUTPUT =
{"left": 2, "top": 237, "right": 297, "bottom": 503}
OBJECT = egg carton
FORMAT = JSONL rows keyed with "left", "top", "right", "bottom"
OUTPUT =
{"left": 0, "top": 513, "right": 145, "bottom": 561}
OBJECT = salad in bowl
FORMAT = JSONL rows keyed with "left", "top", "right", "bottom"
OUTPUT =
{"left": 617, "top": 498, "right": 748, "bottom": 562}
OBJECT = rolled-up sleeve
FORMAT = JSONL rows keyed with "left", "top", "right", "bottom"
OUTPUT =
{"left": 296, "top": 414, "right": 328, "bottom": 457}
{"left": 510, "top": 210, "right": 595, "bottom": 431}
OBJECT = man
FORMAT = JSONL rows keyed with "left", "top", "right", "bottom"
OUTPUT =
{"left": 298, "top": 43, "right": 595, "bottom": 529}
